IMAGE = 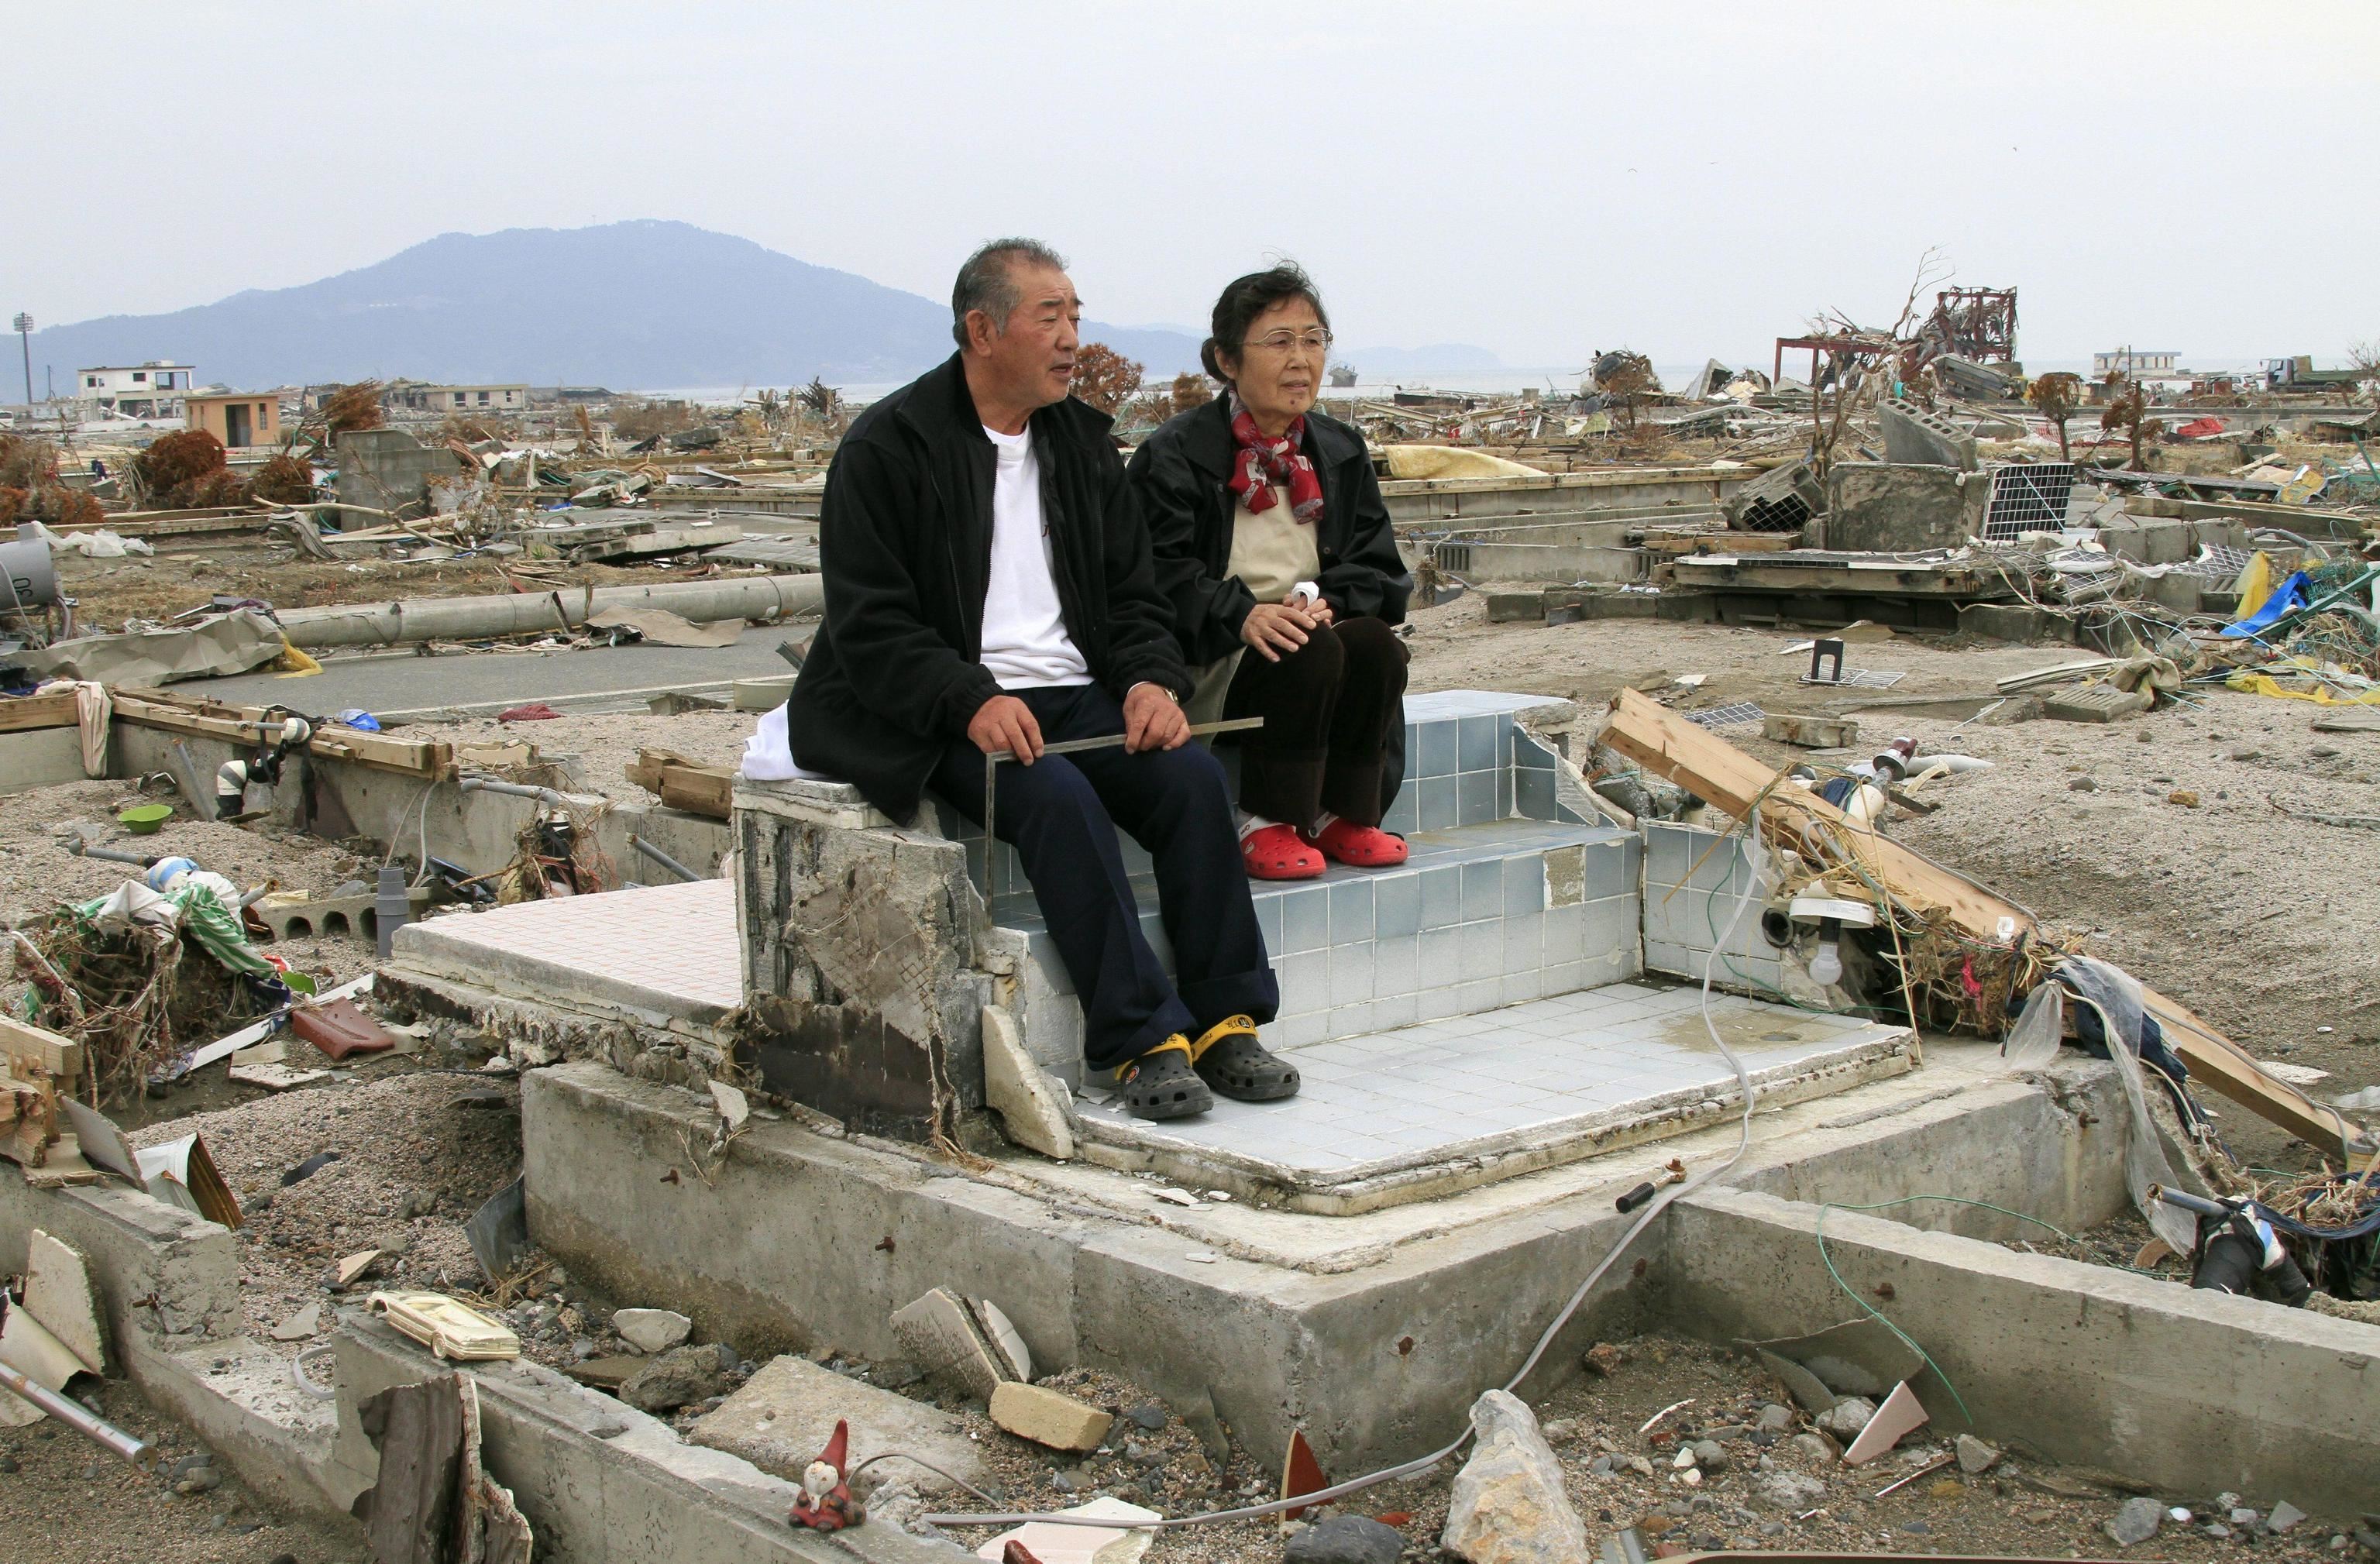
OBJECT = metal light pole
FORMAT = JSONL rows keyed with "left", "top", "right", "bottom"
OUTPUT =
{"left": 11, "top": 313, "right": 29, "bottom": 407}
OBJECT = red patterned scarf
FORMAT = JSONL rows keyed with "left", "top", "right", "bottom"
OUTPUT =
{"left": 1226, "top": 397, "right": 1324, "bottom": 524}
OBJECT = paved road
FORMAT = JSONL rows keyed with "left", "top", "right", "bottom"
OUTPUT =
{"left": 192, "top": 624, "right": 804, "bottom": 718}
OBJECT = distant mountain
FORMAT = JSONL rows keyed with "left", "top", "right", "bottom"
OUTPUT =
{"left": 19, "top": 222, "right": 1515, "bottom": 394}
{"left": 21, "top": 221, "right": 1211, "bottom": 391}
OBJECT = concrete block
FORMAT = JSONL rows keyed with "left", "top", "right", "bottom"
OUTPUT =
{"left": 1761, "top": 714, "right": 1858, "bottom": 749}
{"left": 889, "top": 1287, "right": 1009, "bottom": 1402}
{"left": 1653, "top": 591, "right": 1719, "bottom": 623}
{"left": 330, "top": 1317, "right": 943, "bottom": 1564}
{"left": 1565, "top": 589, "right": 1659, "bottom": 620}
{"left": 1728, "top": 459, "right": 1824, "bottom": 533}
{"left": 1958, "top": 603, "right": 2066, "bottom": 645}
{"left": 2042, "top": 686, "right": 2151, "bottom": 723}
{"left": 690, "top": 1353, "right": 989, "bottom": 1495}
{"left": 982, "top": 1005, "right": 1074, "bottom": 1160}
{"left": 988, "top": 1380, "right": 1112, "bottom": 1452}
{"left": 1879, "top": 399, "right": 1978, "bottom": 471}
{"left": 732, "top": 676, "right": 795, "bottom": 713}
{"left": 1484, "top": 593, "right": 1545, "bottom": 624}
{"left": 336, "top": 428, "right": 459, "bottom": 513}
{"left": 0, "top": 726, "right": 84, "bottom": 795}
{"left": 1825, "top": 462, "right": 1981, "bottom": 553}
{"left": 25, "top": 1228, "right": 105, "bottom": 1373}
{"left": 2100, "top": 516, "right": 2191, "bottom": 565}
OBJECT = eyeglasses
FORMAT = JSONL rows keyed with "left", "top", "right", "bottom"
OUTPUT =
{"left": 1246, "top": 329, "right": 1333, "bottom": 355}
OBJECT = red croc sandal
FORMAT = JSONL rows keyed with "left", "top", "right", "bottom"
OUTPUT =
{"left": 1307, "top": 818, "right": 1408, "bottom": 868}
{"left": 1242, "top": 823, "right": 1325, "bottom": 880}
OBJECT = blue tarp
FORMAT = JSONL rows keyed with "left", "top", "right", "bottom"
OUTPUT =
{"left": 2220, "top": 570, "right": 2311, "bottom": 638}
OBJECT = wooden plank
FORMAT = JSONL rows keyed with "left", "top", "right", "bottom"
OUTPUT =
{"left": 628, "top": 748, "right": 733, "bottom": 819}
{"left": 110, "top": 694, "right": 449, "bottom": 778}
{"left": 1600, "top": 686, "right": 2365, "bottom": 1160}
{"left": 658, "top": 770, "right": 733, "bottom": 820}
{"left": 0, "top": 692, "right": 78, "bottom": 734}
{"left": 0, "top": 1017, "right": 82, "bottom": 1084}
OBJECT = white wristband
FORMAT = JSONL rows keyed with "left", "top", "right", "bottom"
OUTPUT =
{"left": 1291, "top": 580, "right": 1322, "bottom": 606}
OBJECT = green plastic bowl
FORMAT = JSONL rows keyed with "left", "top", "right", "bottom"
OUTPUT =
{"left": 119, "top": 803, "right": 175, "bottom": 835}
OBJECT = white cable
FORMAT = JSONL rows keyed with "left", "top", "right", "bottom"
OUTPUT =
{"left": 920, "top": 816, "right": 1773, "bottom": 1534}
{"left": 383, "top": 778, "right": 443, "bottom": 888}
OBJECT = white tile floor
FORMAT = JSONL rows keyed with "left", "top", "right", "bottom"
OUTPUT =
{"left": 393, "top": 878, "right": 744, "bottom": 1015}
{"left": 1071, "top": 980, "right": 1905, "bottom": 1178}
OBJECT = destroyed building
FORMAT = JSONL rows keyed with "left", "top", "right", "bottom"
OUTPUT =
{"left": 2, "top": 272, "right": 2379, "bottom": 1564}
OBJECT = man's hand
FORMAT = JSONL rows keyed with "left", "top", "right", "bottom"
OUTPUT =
{"left": 1123, "top": 682, "right": 1189, "bottom": 753}
{"left": 1241, "top": 600, "right": 1317, "bottom": 662}
{"left": 968, "top": 694, "right": 1043, "bottom": 762}
{"left": 1291, "top": 590, "right": 1336, "bottom": 627}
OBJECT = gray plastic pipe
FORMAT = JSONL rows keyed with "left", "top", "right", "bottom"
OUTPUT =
{"left": 457, "top": 776, "right": 576, "bottom": 808}
{"left": 273, "top": 575, "right": 823, "bottom": 648}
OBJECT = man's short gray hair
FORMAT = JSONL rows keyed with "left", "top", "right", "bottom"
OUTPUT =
{"left": 951, "top": 239, "right": 1070, "bottom": 349}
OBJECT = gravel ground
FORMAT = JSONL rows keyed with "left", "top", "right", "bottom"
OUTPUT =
{"left": 0, "top": 1377, "right": 358, "bottom": 1564}
{"left": 388, "top": 705, "right": 756, "bottom": 796}
{"left": 0, "top": 779, "right": 376, "bottom": 931}
{"left": 865, "top": 1334, "right": 2377, "bottom": 1559}
{"left": 127, "top": 1069, "right": 528, "bottom": 1346}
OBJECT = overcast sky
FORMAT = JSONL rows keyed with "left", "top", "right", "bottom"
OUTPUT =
{"left": 15, "top": 2, "right": 2376, "bottom": 371}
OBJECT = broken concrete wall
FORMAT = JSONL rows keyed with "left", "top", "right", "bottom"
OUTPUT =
{"left": 1879, "top": 399, "right": 1979, "bottom": 470}
{"left": 1669, "top": 1188, "right": 2380, "bottom": 1516}
{"left": 335, "top": 428, "right": 459, "bottom": 513}
{"left": 734, "top": 779, "right": 993, "bottom": 1142}
{"left": 1821, "top": 462, "right": 1986, "bottom": 552}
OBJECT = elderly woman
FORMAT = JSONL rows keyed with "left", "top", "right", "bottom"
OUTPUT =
{"left": 1128, "top": 264, "right": 1412, "bottom": 880}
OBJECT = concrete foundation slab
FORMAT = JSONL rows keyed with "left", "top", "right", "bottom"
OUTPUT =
{"left": 1066, "top": 982, "right": 1914, "bottom": 1210}
{"left": 518, "top": 1043, "right": 2143, "bottom": 1479}
{"left": 381, "top": 879, "right": 743, "bottom": 1064}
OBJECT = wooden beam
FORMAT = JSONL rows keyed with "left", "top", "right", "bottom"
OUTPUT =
{"left": 0, "top": 1016, "right": 83, "bottom": 1085}
{"left": 626, "top": 748, "right": 733, "bottom": 820}
{"left": 1600, "top": 686, "right": 2363, "bottom": 1160}
{"left": 110, "top": 693, "right": 450, "bottom": 778}
{"left": 0, "top": 691, "right": 78, "bottom": 734}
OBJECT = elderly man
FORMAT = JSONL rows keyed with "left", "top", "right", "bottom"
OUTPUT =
{"left": 785, "top": 239, "right": 1296, "bottom": 1122}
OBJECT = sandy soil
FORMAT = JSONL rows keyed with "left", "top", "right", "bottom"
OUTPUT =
{"left": 397, "top": 706, "right": 757, "bottom": 796}
{"left": 0, "top": 1377, "right": 357, "bottom": 1564}
{"left": 127, "top": 1071, "right": 529, "bottom": 1348}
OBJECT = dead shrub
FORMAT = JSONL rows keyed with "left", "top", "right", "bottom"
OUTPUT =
{"left": 131, "top": 428, "right": 230, "bottom": 504}
{"left": 248, "top": 451, "right": 315, "bottom": 505}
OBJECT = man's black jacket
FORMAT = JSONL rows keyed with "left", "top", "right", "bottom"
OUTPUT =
{"left": 1124, "top": 396, "right": 1412, "bottom": 667}
{"left": 785, "top": 354, "right": 1192, "bottom": 822}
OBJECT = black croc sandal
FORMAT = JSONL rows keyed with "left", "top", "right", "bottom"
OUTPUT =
{"left": 1188, "top": 1016, "right": 1301, "bottom": 1102}
{"left": 1118, "top": 1040, "right": 1213, "bottom": 1121}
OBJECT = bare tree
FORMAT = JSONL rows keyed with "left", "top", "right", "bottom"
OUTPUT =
{"left": 2100, "top": 374, "right": 2148, "bottom": 472}
{"left": 796, "top": 376, "right": 843, "bottom": 434}
{"left": 1807, "top": 246, "right": 1954, "bottom": 478}
{"left": 2350, "top": 339, "right": 2380, "bottom": 409}
{"left": 2027, "top": 371, "right": 2083, "bottom": 460}
{"left": 1070, "top": 343, "right": 1144, "bottom": 414}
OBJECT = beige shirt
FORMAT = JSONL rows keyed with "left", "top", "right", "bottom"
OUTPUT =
{"left": 1226, "top": 493, "right": 1321, "bottom": 607}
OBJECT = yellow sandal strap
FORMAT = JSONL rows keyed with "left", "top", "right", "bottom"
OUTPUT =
{"left": 1186, "top": 1015, "right": 1258, "bottom": 1063}
{"left": 1119, "top": 1034, "right": 1195, "bottom": 1081}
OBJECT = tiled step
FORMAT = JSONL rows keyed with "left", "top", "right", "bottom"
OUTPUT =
{"left": 1062, "top": 979, "right": 1917, "bottom": 1212}
{"left": 995, "top": 819, "right": 1642, "bottom": 1070}
{"left": 934, "top": 689, "right": 1589, "bottom": 898}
